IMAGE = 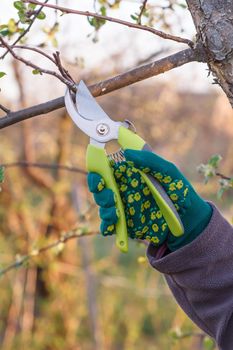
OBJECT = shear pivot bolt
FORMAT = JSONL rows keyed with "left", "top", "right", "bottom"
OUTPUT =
{"left": 96, "top": 123, "right": 109, "bottom": 136}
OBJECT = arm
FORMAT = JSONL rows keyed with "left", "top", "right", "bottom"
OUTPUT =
{"left": 147, "top": 204, "right": 233, "bottom": 350}
{"left": 87, "top": 149, "right": 232, "bottom": 349}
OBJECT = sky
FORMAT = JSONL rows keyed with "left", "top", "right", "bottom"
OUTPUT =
{"left": 0, "top": 0, "right": 217, "bottom": 107}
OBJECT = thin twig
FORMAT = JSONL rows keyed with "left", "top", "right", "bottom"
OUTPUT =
{"left": 216, "top": 172, "right": 231, "bottom": 181}
{"left": 0, "top": 44, "right": 57, "bottom": 64}
{"left": 175, "top": 331, "right": 205, "bottom": 339}
{"left": 0, "top": 227, "right": 97, "bottom": 277}
{"left": 0, "top": 37, "right": 75, "bottom": 90}
{"left": 0, "top": 0, "right": 49, "bottom": 60}
{"left": 53, "top": 51, "right": 75, "bottom": 83}
{"left": 1, "top": 161, "right": 87, "bottom": 175}
{"left": 0, "top": 103, "right": 11, "bottom": 114}
{"left": 137, "top": 0, "right": 148, "bottom": 25}
{"left": 0, "top": 47, "right": 206, "bottom": 129}
{"left": 23, "top": 0, "right": 194, "bottom": 47}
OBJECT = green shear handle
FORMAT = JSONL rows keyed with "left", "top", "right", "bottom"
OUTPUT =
{"left": 87, "top": 126, "right": 184, "bottom": 253}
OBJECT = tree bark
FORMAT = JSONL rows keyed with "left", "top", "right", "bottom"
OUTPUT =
{"left": 186, "top": 0, "right": 233, "bottom": 106}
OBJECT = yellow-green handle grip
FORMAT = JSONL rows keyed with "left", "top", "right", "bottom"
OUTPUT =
{"left": 118, "top": 126, "right": 184, "bottom": 237}
{"left": 86, "top": 144, "right": 128, "bottom": 253}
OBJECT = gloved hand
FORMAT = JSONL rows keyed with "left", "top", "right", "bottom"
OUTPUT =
{"left": 87, "top": 150, "right": 213, "bottom": 251}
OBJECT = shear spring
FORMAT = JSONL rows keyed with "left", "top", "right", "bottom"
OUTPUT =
{"left": 108, "top": 149, "right": 125, "bottom": 164}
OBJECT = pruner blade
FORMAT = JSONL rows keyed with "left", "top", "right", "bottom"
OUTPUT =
{"left": 75, "top": 81, "right": 111, "bottom": 122}
{"left": 65, "top": 81, "right": 123, "bottom": 144}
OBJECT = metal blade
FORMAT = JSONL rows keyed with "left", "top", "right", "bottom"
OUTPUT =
{"left": 64, "top": 87, "right": 93, "bottom": 136}
{"left": 76, "top": 80, "right": 111, "bottom": 122}
{"left": 64, "top": 85, "right": 122, "bottom": 143}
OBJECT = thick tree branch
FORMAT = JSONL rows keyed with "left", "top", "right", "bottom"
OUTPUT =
{"left": 24, "top": 0, "right": 193, "bottom": 47}
{"left": 0, "top": 47, "right": 206, "bottom": 129}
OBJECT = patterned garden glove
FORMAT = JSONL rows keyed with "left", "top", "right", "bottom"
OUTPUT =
{"left": 87, "top": 149, "right": 213, "bottom": 251}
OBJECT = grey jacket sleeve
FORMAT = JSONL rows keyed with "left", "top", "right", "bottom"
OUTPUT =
{"left": 146, "top": 204, "right": 233, "bottom": 350}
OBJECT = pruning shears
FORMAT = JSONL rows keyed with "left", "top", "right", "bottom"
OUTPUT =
{"left": 65, "top": 81, "right": 184, "bottom": 253}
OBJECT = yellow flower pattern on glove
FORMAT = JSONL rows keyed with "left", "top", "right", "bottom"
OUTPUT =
{"left": 176, "top": 180, "right": 183, "bottom": 189}
{"left": 89, "top": 151, "right": 193, "bottom": 242}
{"left": 129, "top": 207, "right": 135, "bottom": 216}
{"left": 169, "top": 183, "right": 176, "bottom": 191}
{"left": 170, "top": 193, "right": 178, "bottom": 201}
{"left": 102, "top": 159, "right": 191, "bottom": 244}
{"left": 163, "top": 176, "right": 172, "bottom": 184}
{"left": 143, "top": 186, "right": 150, "bottom": 196}
{"left": 131, "top": 178, "right": 139, "bottom": 188}
{"left": 97, "top": 181, "right": 104, "bottom": 192}
{"left": 128, "top": 194, "right": 134, "bottom": 203}
{"left": 120, "top": 184, "right": 128, "bottom": 192}
{"left": 134, "top": 192, "right": 141, "bottom": 201}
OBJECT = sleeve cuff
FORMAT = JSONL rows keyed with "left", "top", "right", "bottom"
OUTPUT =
{"left": 146, "top": 203, "right": 231, "bottom": 274}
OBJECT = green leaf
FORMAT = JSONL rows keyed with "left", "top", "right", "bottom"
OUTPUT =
{"left": 8, "top": 18, "right": 17, "bottom": 33}
{"left": 0, "top": 167, "right": 4, "bottom": 183}
{"left": 169, "top": 327, "right": 182, "bottom": 340}
{"left": 28, "top": 3, "right": 37, "bottom": 10}
{"left": 0, "top": 72, "right": 6, "bottom": 78}
{"left": 217, "top": 187, "right": 225, "bottom": 199}
{"left": 230, "top": 177, "right": 233, "bottom": 187}
{"left": 203, "top": 336, "right": 215, "bottom": 350}
{"left": 100, "top": 6, "right": 107, "bottom": 16}
{"left": 0, "top": 29, "right": 9, "bottom": 37}
{"left": 18, "top": 11, "right": 27, "bottom": 24}
{"left": 208, "top": 154, "right": 222, "bottom": 168}
{"left": 197, "top": 164, "right": 215, "bottom": 183}
{"left": 0, "top": 24, "right": 8, "bottom": 30}
{"left": 0, "top": 25, "right": 9, "bottom": 37}
{"left": 178, "top": 3, "right": 187, "bottom": 9}
{"left": 32, "top": 69, "right": 41, "bottom": 75}
{"left": 37, "top": 11, "right": 46, "bottom": 20}
{"left": 130, "top": 14, "right": 138, "bottom": 21}
{"left": 13, "top": 1, "right": 25, "bottom": 10}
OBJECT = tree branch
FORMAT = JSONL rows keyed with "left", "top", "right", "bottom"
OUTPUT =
{"left": 0, "top": 37, "right": 75, "bottom": 90}
{"left": 2, "top": 161, "right": 87, "bottom": 175}
{"left": 0, "top": 103, "right": 11, "bottom": 114}
{"left": 0, "top": 47, "right": 206, "bottom": 129}
{"left": 137, "top": 0, "right": 148, "bottom": 25}
{"left": 24, "top": 0, "right": 193, "bottom": 47}
{"left": 0, "top": 227, "right": 97, "bottom": 277}
{"left": 0, "top": 44, "right": 57, "bottom": 64}
{"left": 216, "top": 172, "right": 232, "bottom": 181}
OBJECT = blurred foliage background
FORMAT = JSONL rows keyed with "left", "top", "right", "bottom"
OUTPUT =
{"left": 0, "top": 0, "right": 233, "bottom": 349}
{"left": 0, "top": 80, "right": 232, "bottom": 350}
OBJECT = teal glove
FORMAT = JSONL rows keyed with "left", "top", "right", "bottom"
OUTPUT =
{"left": 87, "top": 150, "right": 213, "bottom": 251}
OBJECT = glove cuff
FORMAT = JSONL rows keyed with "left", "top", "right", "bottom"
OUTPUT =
{"left": 167, "top": 200, "right": 213, "bottom": 251}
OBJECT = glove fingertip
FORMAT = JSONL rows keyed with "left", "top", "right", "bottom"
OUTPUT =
{"left": 94, "top": 188, "right": 115, "bottom": 208}
{"left": 99, "top": 206, "right": 118, "bottom": 224}
{"left": 87, "top": 172, "right": 105, "bottom": 193}
{"left": 100, "top": 221, "right": 115, "bottom": 236}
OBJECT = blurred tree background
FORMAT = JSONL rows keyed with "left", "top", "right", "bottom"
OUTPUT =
{"left": 0, "top": 1, "right": 232, "bottom": 349}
